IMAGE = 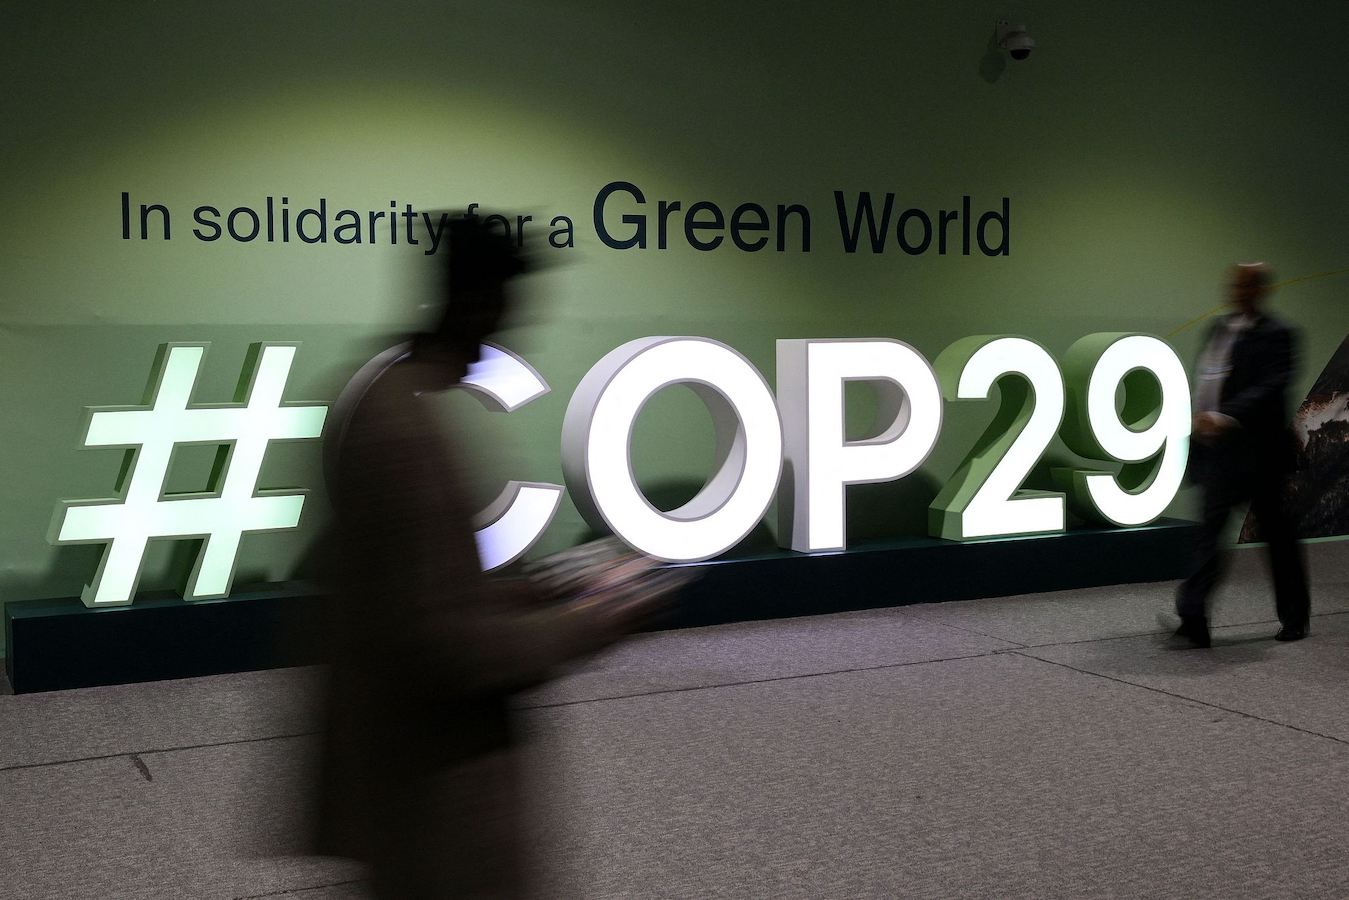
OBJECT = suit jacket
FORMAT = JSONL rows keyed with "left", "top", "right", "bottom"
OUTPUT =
{"left": 1191, "top": 311, "right": 1299, "bottom": 486}
{"left": 313, "top": 353, "right": 614, "bottom": 898}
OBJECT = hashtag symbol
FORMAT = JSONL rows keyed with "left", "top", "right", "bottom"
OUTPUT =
{"left": 50, "top": 343, "right": 328, "bottom": 607}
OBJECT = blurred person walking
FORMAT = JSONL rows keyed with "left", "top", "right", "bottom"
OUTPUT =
{"left": 313, "top": 216, "right": 659, "bottom": 899}
{"left": 1174, "top": 262, "right": 1310, "bottom": 647}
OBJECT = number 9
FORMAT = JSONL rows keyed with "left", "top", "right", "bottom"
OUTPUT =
{"left": 1056, "top": 333, "right": 1191, "bottom": 526}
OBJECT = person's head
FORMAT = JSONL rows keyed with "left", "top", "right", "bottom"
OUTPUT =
{"left": 417, "top": 214, "right": 529, "bottom": 362}
{"left": 1226, "top": 261, "right": 1273, "bottom": 316}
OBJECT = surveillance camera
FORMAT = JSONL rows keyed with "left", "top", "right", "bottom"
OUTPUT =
{"left": 1005, "top": 35, "right": 1033, "bottom": 60}
{"left": 996, "top": 21, "right": 1035, "bottom": 60}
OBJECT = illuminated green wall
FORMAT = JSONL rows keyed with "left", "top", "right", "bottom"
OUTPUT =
{"left": 4, "top": 2, "right": 1348, "bottom": 649}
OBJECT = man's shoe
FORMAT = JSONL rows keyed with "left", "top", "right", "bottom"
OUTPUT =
{"left": 1175, "top": 616, "right": 1211, "bottom": 648}
{"left": 1275, "top": 625, "right": 1308, "bottom": 642}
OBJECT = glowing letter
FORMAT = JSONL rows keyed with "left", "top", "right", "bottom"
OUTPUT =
{"left": 776, "top": 339, "right": 942, "bottom": 552}
{"left": 562, "top": 337, "right": 783, "bottom": 561}
{"left": 328, "top": 342, "right": 560, "bottom": 571}
{"left": 928, "top": 336, "right": 1066, "bottom": 541}
{"left": 1055, "top": 334, "right": 1190, "bottom": 526}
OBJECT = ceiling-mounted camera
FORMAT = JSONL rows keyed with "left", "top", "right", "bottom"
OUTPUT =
{"left": 996, "top": 21, "right": 1035, "bottom": 60}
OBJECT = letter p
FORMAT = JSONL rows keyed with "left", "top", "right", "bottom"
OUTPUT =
{"left": 776, "top": 339, "right": 942, "bottom": 552}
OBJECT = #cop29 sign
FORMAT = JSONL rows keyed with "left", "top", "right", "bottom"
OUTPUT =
{"left": 487, "top": 332, "right": 1188, "bottom": 564}
{"left": 51, "top": 331, "right": 1190, "bottom": 607}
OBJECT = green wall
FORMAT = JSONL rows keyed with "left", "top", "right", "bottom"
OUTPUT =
{"left": 4, "top": 2, "right": 1348, "bottom": 650}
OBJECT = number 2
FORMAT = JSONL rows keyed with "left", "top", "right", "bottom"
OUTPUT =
{"left": 929, "top": 336, "right": 1066, "bottom": 541}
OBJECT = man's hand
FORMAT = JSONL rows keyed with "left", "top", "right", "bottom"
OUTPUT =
{"left": 570, "top": 588, "right": 675, "bottom": 638}
{"left": 1193, "top": 411, "right": 1236, "bottom": 439}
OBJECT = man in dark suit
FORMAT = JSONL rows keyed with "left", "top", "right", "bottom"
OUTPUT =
{"left": 314, "top": 217, "right": 658, "bottom": 899}
{"left": 1175, "top": 262, "right": 1310, "bottom": 647}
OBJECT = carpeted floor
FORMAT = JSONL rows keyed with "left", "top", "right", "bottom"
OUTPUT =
{"left": 3, "top": 542, "right": 1348, "bottom": 899}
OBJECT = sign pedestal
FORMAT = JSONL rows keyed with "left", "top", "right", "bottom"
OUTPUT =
{"left": 5, "top": 519, "right": 1197, "bottom": 693}
{"left": 5, "top": 583, "right": 327, "bottom": 693}
{"left": 657, "top": 518, "right": 1197, "bottom": 630}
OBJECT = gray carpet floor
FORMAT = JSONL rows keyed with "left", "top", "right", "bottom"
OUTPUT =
{"left": 3, "top": 542, "right": 1349, "bottom": 899}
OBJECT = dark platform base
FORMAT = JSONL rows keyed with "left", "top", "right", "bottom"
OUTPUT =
{"left": 5, "top": 519, "right": 1198, "bottom": 693}
{"left": 4, "top": 583, "right": 329, "bottom": 694}
{"left": 655, "top": 518, "right": 1199, "bottom": 630}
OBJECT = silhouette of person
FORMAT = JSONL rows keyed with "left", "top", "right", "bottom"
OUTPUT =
{"left": 1174, "top": 262, "right": 1310, "bottom": 647}
{"left": 313, "top": 216, "right": 656, "bottom": 899}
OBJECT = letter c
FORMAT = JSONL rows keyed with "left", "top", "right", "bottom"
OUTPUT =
{"left": 327, "top": 342, "right": 561, "bottom": 571}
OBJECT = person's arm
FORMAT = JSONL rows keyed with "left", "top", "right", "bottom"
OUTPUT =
{"left": 1217, "top": 325, "right": 1294, "bottom": 428}
{"left": 401, "top": 572, "right": 631, "bottom": 696}
{"left": 342, "top": 395, "right": 637, "bottom": 698}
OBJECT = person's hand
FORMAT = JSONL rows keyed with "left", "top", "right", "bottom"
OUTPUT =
{"left": 1193, "top": 411, "right": 1234, "bottom": 439}
{"left": 570, "top": 588, "right": 675, "bottom": 639}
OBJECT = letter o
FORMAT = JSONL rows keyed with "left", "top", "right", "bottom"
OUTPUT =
{"left": 227, "top": 207, "right": 260, "bottom": 242}
{"left": 562, "top": 337, "right": 783, "bottom": 562}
